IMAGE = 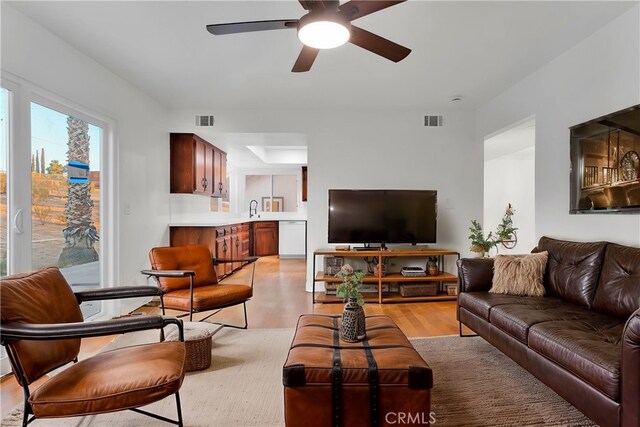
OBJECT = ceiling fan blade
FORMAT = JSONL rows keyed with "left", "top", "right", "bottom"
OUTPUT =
{"left": 349, "top": 25, "right": 411, "bottom": 62}
{"left": 339, "top": 0, "right": 406, "bottom": 21}
{"left": 299, "top": 0, "right": 339, "bottom": 10}
{"left": 206, "top": 20, "right": 297, "bottom": 35}
{"left": 292, "top": 46, "right": 320, "bottom": 72}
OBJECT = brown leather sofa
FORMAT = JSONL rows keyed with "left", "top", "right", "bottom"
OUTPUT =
{"left": 457, "top": 237, "right": 640, "bottom": 427}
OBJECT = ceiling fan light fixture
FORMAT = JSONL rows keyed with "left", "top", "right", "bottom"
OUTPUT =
{"left": 297, "top": 13, "right": 350, "bottom": 49}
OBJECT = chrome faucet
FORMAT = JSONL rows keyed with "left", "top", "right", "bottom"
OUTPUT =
{"left": 249, "top": 199, "right": 258, "bottom": 218}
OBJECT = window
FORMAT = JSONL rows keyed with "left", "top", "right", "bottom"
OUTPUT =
{"left": 245, "top": 174, "right": 298, "bottom": 212}
{"left": 30, "top": 102, "right": 102, "bottom": 276}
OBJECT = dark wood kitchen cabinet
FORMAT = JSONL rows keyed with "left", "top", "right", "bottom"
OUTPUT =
{"left": 253, "top": 221, "right": 279, "bottom": 256}
{"left": 170, "top": 133, "right": 227, "bottom": 198}
{"left": 171, "top": 222, "right": 255, "bottom": 279}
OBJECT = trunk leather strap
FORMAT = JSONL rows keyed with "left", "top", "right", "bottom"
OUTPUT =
{"left": 363, "top": 339, "right": 380, "bottom": 427}
{"left": 331, "top": 317, "right": 343, "bottom": 427}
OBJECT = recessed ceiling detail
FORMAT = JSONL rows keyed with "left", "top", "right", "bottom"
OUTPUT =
{"left": 246, "top": 146, "right": 308, "bottom": 164}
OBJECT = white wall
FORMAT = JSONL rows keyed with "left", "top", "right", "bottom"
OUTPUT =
{"left": 477, "top": 5, "right": 640, "bottom": 246}
{"left": 169, "top": 108, "right": 480, "bottom": 289}
{"left": 484, "top": 147, "right": 536, "bottom": 253}
{"left": 2, "top": 4, "right": 171, "bottom": 314}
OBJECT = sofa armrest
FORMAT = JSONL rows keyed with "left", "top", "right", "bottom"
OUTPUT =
{"left": 457, "top": 258, "right": 495, "bottom": 293}
{"left": 621, "top": 307, "right": 640, "bottom": 427}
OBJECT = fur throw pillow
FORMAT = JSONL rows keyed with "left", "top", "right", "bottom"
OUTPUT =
{"left": 489, "top": 251, "right": 548, "bottom": 297}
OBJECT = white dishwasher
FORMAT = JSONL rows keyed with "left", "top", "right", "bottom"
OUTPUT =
{"left": 278, "top": 221, "right": 307, "bottom": 258}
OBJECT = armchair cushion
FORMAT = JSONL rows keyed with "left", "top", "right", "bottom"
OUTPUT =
{"left": 0, "top": 267, "right": 83, "bottom": 385}
{"left": 29, "top": 342, "right": 186, "bottom": 417}
{"left": 149, "top": 245, "right": 218, "bottom": 292}
{"left": 163, "top": 284, "right": 253, "bottom": 312}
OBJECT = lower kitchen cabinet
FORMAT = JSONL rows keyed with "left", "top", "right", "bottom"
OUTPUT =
{"left": 253, "top": 221, "right": 279, "bottom": 256}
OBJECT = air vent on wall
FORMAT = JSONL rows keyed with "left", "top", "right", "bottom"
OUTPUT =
{"left": 196, "top": 115, "right": 215, "bottom": 127}
{"left": 424, "top": 115, "right": 443, "bottom": 127}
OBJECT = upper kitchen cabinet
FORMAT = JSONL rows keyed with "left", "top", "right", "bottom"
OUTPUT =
{"left": 170, "top": 133, "right": 228, "bottom": 198}
{"left": 214, "top": 148, "right": 228, "bottom": 198}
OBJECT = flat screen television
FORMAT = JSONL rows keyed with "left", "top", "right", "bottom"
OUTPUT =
{"left": 328, "top": 189, "right": 437, "bottom": 245}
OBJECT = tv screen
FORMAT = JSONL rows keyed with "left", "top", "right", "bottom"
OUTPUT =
{"left": 328, "top": 190, "right": 437, "bottom": 244}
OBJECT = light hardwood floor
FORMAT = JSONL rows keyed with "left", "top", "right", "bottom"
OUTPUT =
{"left": 0, "top": 256, "right": 465, "bottom": 419}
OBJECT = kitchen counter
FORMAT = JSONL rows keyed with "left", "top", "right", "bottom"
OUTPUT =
{"left": 169, "top": 214, "right": 307, "bottom": 227}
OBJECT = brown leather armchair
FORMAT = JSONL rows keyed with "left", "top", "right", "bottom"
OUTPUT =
{"left": 142, "top": 245, "right": 258, "bottom": 327}
{"left": 0, "top": 267, "right": 187, "bottom": 427}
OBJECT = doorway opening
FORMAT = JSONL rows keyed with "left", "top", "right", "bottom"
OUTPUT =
{"left": 484, "top": 118, "right": 536, "bottom": 254}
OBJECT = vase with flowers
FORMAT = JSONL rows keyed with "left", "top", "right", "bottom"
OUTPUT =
{"left": 335, "top": 264, "right": 366, "bottom": 342}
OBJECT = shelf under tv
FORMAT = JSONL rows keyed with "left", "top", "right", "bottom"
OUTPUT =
{"left": 315, "top": 291, "right": 457, "bottom": 304}
{"left": 312, "top": 248, "right": 460, "bottom": 304}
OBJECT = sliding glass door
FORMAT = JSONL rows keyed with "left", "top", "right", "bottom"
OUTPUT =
{"left": 1, "top": 80, "right": 107, "bottom": 317}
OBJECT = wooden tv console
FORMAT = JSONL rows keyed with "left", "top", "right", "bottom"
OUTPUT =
{"left": 312, "top": 248, "right": 460, "bottom": 304}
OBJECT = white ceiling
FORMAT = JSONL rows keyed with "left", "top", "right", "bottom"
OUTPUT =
{"left": 7, "top": 1, "right": 636, "bottom": 110}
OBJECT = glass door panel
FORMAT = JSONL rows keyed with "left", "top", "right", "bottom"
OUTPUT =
{"left": 0, "top": 88, "right": 9, "bottom": 276}
{"left": 30, "top": 102, "right": 102, "bottom": 316}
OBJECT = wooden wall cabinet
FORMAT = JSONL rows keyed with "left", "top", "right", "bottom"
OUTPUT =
{"left": 171, "top": 224, "right": 252, "bottom": 280}
{"left": 252, "top": 221, "right": 279, "bottom": 256}
{"left": 170, "top": 133, "right": 228, "bottom": 198}
{"left": 302, "top": 166, "right": 308, "bottom": 202}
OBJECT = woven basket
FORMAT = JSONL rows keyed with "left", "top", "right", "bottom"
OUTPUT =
{"left": 184, "top": 335, "right": 212, "bottom": 371}
{"left": 164, "top": 322, "right": 215, "bottom": 372}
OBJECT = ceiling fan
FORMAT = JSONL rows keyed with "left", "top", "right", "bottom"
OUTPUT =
{"left": 206, "top": 0, "right": 411, "bottom": 72}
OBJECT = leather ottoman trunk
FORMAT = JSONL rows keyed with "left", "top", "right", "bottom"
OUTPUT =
{"left": 283, "top": 315, "right": 432, "bottom": 427}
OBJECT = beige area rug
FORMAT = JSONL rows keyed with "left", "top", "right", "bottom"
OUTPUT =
{"left": 3, "top": 331, "right": 596, "bottom": 427}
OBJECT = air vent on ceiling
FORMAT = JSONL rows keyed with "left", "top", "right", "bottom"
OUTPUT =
{"left": 424, "top": 115, "right": 443, "bottom": 127}
{"left": 196, "top": 115, "right": 215, "bottom": 127}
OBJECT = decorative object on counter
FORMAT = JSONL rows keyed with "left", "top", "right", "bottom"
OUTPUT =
{"left": 336, "top": 264, "right": 366, "bottom": 342}
{"left": 262, "top": 196, "right": 283, "bottom": 212}
{"left": 468, "top": 220, "right": 496, "bottom": 257}
{"left": 496, "top": 204, "right": 518, "bottom": 249}
{"left": 426, "top": 256, "right": 439, "bottom": 276}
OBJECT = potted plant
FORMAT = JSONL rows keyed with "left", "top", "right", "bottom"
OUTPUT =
{"left": 426, "top": 256, "right": 439, "bottom": 276}
{"left": 468, "top": 220, "right": 496, "bottom": 257}
{"left": 496, "top": 204, "right": 518, "bottom": 249}
{"left": 335, "top": 264, "right": 366, "bottom": 342}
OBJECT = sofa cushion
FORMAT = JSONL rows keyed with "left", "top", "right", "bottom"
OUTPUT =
{"left": 528, "top": 317, "right": 625, "bottom": 400}
{"left": 592, "top": 243, "right": 640, "bottom": 319}
{"left": 489, "top": 252, "right": 548, "bottom": 297}
{"left": 489, "top": 299, "right": 588, "bottom": 344}
{"left": 458, "top": 292, "right": 532, "bottom": 321}
{"left": 537, "top": 236, "right": 607, "bottom": 308}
